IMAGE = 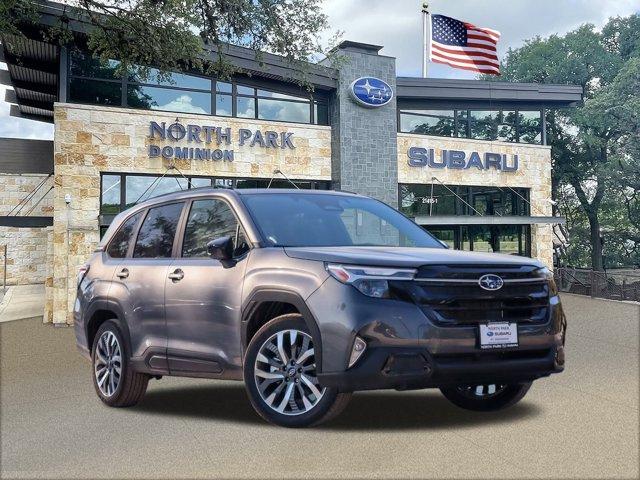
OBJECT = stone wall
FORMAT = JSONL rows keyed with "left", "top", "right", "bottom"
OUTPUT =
{"left": 50, "top": 103, "right": 332, "bottom": 324}
{"left": 397, "top": 134, "right": 554, "bottom": 268}
{"left": 0, "top": 173, "right": 53, "bottom": 286}
{"left": 325, "top": 48, "right": 399, "bottom": 207}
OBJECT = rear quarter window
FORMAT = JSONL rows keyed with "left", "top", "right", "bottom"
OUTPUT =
{"left": 106, "top": 212, "right": 142, "bottom": 258}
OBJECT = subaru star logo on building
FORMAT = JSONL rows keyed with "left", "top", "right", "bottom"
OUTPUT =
{"left": 349, "top": 77, "right": 393, "bottom": 107}
{"left": 478, "top": 274, "right": 504, "bottom": 291}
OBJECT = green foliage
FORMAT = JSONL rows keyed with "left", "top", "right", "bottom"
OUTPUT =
{"left": 485, "top": 15, "right": 640, "bottom": 269}
{"left": 2, "top": 0, "right": 334, "bottom": 88}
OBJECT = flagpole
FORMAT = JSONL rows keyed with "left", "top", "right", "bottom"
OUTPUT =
{"left": 422, "top": 2, "right": 430, "bottom": 77}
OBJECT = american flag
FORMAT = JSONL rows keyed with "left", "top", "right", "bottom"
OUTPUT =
{"left": 429, "top": 14, "right": 501, "bottom": 75}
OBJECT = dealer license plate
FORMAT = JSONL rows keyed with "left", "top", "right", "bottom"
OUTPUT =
{"left": 479, "top": 322, "right": 518, "bottom": 349}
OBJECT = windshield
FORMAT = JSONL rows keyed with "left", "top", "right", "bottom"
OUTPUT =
{"left": 242, "top": 193, "right": 444, "bottom": 248}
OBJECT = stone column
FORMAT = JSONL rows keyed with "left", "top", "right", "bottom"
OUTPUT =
{"left": 323, "top": 42, "right": 398, "bottom": 207}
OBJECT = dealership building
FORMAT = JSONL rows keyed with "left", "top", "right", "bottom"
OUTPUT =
{"left": 0, "top": 1, "right": 582, "bottom": 324}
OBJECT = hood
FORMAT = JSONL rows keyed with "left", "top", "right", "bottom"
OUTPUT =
{"left": 284, "top": 246, "right": 543, "bottom": 269}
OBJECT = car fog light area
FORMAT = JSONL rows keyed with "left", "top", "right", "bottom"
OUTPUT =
{"left": 348, "top": 336, "right": 367, "bottom": 368}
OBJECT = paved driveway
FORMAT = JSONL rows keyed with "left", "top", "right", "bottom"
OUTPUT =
{"left": 1, "top": 294, "right": 638, "bottom": 479}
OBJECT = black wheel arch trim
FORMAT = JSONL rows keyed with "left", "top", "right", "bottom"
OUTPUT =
{"left": 84, "top": 299, "right": 133, "bottom": 356}
{"left": 241, "top": 288, "right": 324, "bottom": 374}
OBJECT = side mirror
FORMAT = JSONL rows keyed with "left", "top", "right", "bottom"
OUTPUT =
{"left": 207, "top": 236, "right": 234, "bottom": 261}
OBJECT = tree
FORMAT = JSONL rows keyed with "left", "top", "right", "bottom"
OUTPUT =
{"left": 487, "top": 16, "right": 640, "bottom": 270}
{"left": 1, "top": 0, "right": 333, "bottom": 86}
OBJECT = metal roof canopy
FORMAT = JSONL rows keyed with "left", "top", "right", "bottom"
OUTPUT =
{"left": 414, "top": 215, "right": 566, "bottom": 225}
{"left": 0, "top": 138, "right": 54, "bottom": 174}
{"left": 397, "top": 77, "right": 583, "bottom": 108}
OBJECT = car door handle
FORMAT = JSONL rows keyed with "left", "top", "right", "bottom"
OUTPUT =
{"left": 116, "top": 268, "right": 129, "bottom": 279}
{"left": 168, "top": 269, "right": 184, "bottom": 281}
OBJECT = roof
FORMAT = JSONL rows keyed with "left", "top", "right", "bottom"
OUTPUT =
{"left": 396, "top": 77, "right": 583, "bottom": 108}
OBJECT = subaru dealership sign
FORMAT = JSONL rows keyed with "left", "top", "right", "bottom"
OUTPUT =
{"left": 349, "top": 77, "right": 393, "bottom": 107}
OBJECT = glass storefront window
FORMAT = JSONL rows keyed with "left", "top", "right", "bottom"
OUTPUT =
{"left": 101, "top": 175, "right": 121, "bottom": 214}
{"left": 125, "top": 176, "right": 188, "bottom": 207}
{"left": 314, "top": 102, "right": 329, "bottom": 125}
{"left": 190, "top": 178, "right": 212, "bottom": 188}
{"left": 518, "top": 111, "right": 542, "bottom": 144}
{"left": 400, "top": 110, "right": 455, "bottom": 137}
{"left": 400, "top": 108, "right": 542, "bottom": 144}
{"left": 237, "top": 85, "right": 255, "bottom": 95}
{"left": 128, "top": 67, "right": 211, "bottom": 90}
{"left": 236, "top": 96, "right": 255, "bottom": 118}
{"left": 67, "top": 49, "right": 328, "bottom": 125}
{"left": 257, "top": 98, "right": 310, "bottom": 123}
{"left": 69, "top": 78, "right": 122, "bottom": 106}
{"left": 257, "top": 90, "right": 306, "bottom": 101}
{"left": 469, "top": 110, "right": 497, "bottom": 140}
{"left": 127, "top": 85, "right": 211, "bottom": 114}
{"left": 425, "top": 225, "right": 530, "bottom": 256}
{"left": 497, "top": 111, "right": 517, "bottom": 142}
{"left": 70, "top": 49, "right": 121, "bottom": 79}
{"left": 101, "top": 173, "right": 332, "bottom": 232}
{"left": 400, "top": 184, "right": 530, "bottom": 218}
{"left": 215, "top": 93, "right": 232, "bottom": 116}
{"left": 216, "top": 81, "right": 232, "bottom": 93}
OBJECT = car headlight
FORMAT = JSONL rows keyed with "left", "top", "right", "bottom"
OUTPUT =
{"left": 535, "top": 266, "right": 558, "bottom": 295}
{"left": 326, "top": 264, "right": 416, "bottom": 298}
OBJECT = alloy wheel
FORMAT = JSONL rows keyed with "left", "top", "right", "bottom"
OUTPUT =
{"left": 94, "top": 331, "right": 122, "bottom": 397}
{"left": 254, "top": 329, "right": 325, "bottom": 416}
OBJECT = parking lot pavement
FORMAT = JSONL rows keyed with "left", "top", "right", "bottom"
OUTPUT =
{"left": 1, "top": 294, "right": 638, "bottom": 479}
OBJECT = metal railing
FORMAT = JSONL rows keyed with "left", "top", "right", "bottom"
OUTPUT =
{"left": 554, "top": 267, "right": 640, "bottom": 302}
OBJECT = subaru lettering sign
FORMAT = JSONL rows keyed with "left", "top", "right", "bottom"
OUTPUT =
{"left": 349, "top": 77, "right": 393, "bottom": 107}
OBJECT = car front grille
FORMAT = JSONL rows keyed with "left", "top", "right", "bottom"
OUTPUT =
{"left": 408, "top": 264, "right": 550, "bottom": 326}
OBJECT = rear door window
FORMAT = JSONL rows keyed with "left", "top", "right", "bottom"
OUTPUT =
{"left": 106, "top": 212, "right": 142, "bottom": 258}
{"left": 133, "top": 203, "right": 184, "bottom": 258}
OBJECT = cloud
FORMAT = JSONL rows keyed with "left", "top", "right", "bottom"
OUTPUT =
{"left": 155, "top": 94, "right": 209, "bottom": 114}
{"left": 321, "top": 0, "right": 640, "bottom": 78}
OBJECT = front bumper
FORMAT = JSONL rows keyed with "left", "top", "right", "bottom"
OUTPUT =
{"left": 318, "top": 344, "right": 565, "bottom": 392}
{"left": 307, "top": 277, "right": 567, "bottom": 392}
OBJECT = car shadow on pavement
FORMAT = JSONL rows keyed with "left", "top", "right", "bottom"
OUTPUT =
{"left": 137, "top": 383, "right": 542, "bottom": 431}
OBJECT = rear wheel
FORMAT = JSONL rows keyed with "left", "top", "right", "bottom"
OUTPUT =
{"left": 243, "top": 314, "right": 351, "bottom": 427}
{"left": 440, "top": 382, "right": 532, "bottom": 411}
{"left": 91, "top": 320, "right": 149, "bottom": 407}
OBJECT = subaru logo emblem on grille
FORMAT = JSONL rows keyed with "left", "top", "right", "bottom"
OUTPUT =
{"left": 478, "top": 274, "right": 504, "bottom": 291}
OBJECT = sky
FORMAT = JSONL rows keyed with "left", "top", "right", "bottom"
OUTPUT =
{"left": 1, "top": 0, "right": 639, "bottom": 140}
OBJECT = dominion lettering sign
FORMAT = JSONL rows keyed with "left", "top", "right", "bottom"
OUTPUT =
{"left": 148, "top": 121, "right": 295, "bottom": 162}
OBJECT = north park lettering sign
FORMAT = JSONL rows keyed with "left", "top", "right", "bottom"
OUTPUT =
{"left": 408, "top": 147, "right": 518, "bottom": 172}
{"left": 148, "top": 121, "right": 295, "bottom": 161}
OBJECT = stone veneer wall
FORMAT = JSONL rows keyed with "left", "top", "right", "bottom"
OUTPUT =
{"left": 324, "top": 49, "right": 399, "bottom": 208}
{"left": 397, "top": 134, "right": 554, "bottom": 268}
{"left": 50, "top": 103, "right": 332, "bottom": 324}
{"left": 0, "top": 173, "right": 53, "bottom": 286}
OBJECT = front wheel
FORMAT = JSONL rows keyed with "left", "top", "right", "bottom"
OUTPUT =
{"left": 243, "top": 314, "right": 351, "bottom": 427}
{"left": 440, "top": 382, "right": 532, "bottom": 411}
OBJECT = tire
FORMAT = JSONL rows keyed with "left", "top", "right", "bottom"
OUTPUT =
{"left": 440, "top": 382, "right": 532, "bottom": 412}
{"left": 91, "top": 319, "right": 149, "bottom": 407}
{"left": 243, "top": 313, "right": 351, "bottom": 427}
